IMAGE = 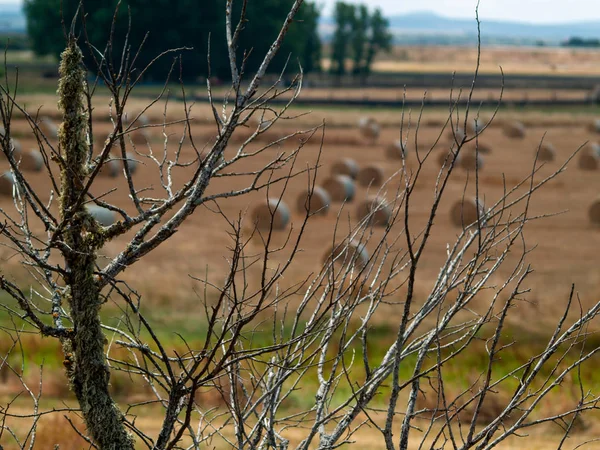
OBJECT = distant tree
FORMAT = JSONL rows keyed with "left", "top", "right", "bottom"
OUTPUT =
{"left": 330, "top": 2, "right": 392, "bottom": 81}
{"left": 350, "top": 4, "right": 369, "bottom": 75}
{"left": 329, "top": 2, "right": 354, "bottom": 77}
{"left": 239, "top": 0, "right": 322, "bottom": 76}
{"left": 365, "top": 8, "right": 392, "bottom": 72}
{"left": 298, "top": 2, "right": 322, "bottom": 73}
{"left": 562, "top": 36, "right": 600, "bottom": 47}
{"left": 23, "top": 0, "right": 321, "bottom": 81}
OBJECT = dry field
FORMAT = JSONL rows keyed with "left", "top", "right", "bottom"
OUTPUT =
{"left": 195, "top": 85, "right": 591, "bottom": 104}
{"left": 1, "top": 95, "right": 599, "bottom": 331}
{"left": 2, "top": 94, "right": 600, "bottom": 448}
{"left": 364, "top": 45, "right": 600, "bottom": 76}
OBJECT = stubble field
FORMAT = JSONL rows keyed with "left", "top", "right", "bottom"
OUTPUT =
{"left": 2, "top": 77, "right": 600, "bottom": 446}
{"left": 2, "top": 97, "right": 599, "bottom": 326}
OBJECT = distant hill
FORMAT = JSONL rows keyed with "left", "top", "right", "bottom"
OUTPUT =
{"left": 0, "top": 3, "right": 25, "bottom": 34}
{"left": 3, "top": 5, "right": 600, "bottom": 46}
{"left": 320, "top": 11, "right": 600, "bottom": 46}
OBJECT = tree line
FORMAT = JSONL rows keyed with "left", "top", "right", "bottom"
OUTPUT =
{"left": 23, "top": 0, "right": 391, "bottom": 82}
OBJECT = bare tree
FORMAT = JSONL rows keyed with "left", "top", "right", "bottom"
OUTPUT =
{"left": 0, "top": 2, "right": 599, "bottom": 449}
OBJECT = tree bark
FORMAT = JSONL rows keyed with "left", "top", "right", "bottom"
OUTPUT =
{"left": 57, "top": 38, "right": 134, "bottom": 450}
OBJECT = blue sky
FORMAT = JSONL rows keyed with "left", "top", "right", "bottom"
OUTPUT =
{"left": 2, "top": 0, "right": 600, "bottom": 24}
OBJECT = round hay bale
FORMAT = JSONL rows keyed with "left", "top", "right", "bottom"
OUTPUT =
{"left": 578, "top": 149, "right": 599, "bottom": 171}
{"left": 257, "top": 118, "right": 273, "bottom": 131}
{"left": 9, "top": 138, "right": 22, "bottom": 155}
{"left": 295, "top": 186, "right": 330, "bottom": 216}
{"left": 358, "top": 117, "right": 374, "bottom": 129}
{"left": 467, "top": 118, "right": 485, "bottom": 135}
{"left": 0, "top": 172, "right": 18, "bottom": 197}
{"left": 251, "top": 198, "right": 291, "bottom": 231}
{"left": 465, "top": 141, "right": 492, "bottom": 155}
{"left": 130, "top": 128, "right": 150, "bottom": 146}
{"left": 447, "top": 126, "right": 466, "bottom": 143}
{"left": 331, "top": 158, "right": 359, "bottom": 179}
{"left": 137, "top": 113, "right": 150, "bottom": 126}
{"left": 97, "top": 157, "right": 121, "bottom": 178}
{"left": 459, "top": 151, "right": 484, "bottom": 171}
{"left": 124, "top": 112, "right": 151, "bottom": 145}
{"left": 385, "top": 140, "right": 406, "bottom": 160}
{"left": 0, "top": 138, "right": 22, "bottom": 161}
{"left": 356, "top": 196, "right": 392, "bottom": 227}
{"left": 589, "top": 197, "right": 600, "bottom": 226}
{"left": 86, "top": 205, "right": 118, "bottom": 227}
{"left": 357, "top": 165, "right": 385, "bottom": 187}
{"left": 358, "top": 117, "right": 380, "bottom": 141}
{"left": 588, "top": 119, "right": 600, "bottom": 134}
{"left": 125, "top": 111, "right": 150, "bottom": 127}
{"left": 503, "top": 121, "right": 526, "bottom": 139}
{"left": 323, "top": 175, "right": 356, "bottom": 203}
{"left": 450, "top": 198, "right": 485, "bottom": 228}
{"left": 39, "top": 116, "right": 58, "bottom": 139}
{"left": 19, "top": 150, "right": 44, "bottom": 172}
{"left": 591, "top": 142, "right": 600, "bottom": 158}
{"left": 322, "top": 240, "right": 369, "bottom": 271}
{"left": 538, "top": 142, "right": 556, "bottom": 162}
{"left": 437, "top": 150, "right": 460, "bottom": 168}
{"left": 476, "top": 142, "right": 493, "bottom": 155}
{"left": 124, "top": 152, "right": 139, "bottom": 174}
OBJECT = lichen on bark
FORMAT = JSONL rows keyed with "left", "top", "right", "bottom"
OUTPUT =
{"left": 57, "top": 37, "right": 134, "bottom": 450}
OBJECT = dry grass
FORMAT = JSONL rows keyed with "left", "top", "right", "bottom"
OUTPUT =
{"left": 368, "top": 45, "right": 600, "bottom": 76}
{"left": 2, "top": 98, "right": 599, "bottom": 330}
{"left": 1, "top": 398, "right": 595, "bottom": 450}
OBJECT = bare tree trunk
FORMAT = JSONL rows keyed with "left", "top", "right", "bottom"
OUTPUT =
{"left": 57, "top": 37, "right": 134, "bottom": 450}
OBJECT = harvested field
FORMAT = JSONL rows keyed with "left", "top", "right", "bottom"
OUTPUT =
{"left": 1, "top": 96, "right": 599, "bottom": 333}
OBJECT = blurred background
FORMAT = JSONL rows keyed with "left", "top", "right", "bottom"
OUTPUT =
{"left": 2, "top": 1, "right": 600, "bottom": 448}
